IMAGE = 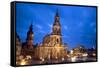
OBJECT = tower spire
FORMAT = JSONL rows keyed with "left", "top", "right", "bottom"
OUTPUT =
{"left": 27, "top": 24, "right": 33, "bottom": 35}
{"left": 52, "top": 9, "right": 61, "bottom": 35}
{"left": 56, "top": 9, "right": 59, "bottom": 17}
{"left": 54, "top": 9, "right": 60, "bottom": 25}
{"left": 29, "top": 24, "right": 33, "bottom": 32}
{"left": 26, "top": 24, "right": 34, "bottom": 49}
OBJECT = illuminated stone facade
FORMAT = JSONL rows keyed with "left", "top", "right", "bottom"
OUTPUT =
{"left": 43, "top": 11, "right": 62, "bottom": 47}
{"left": 34, "top": 11, "right": 67, "bottom": 60}
{"left": 16, "top": 34, "right": 22, "bottom": 56}
{"left": 16, "top": 33, "right": 22, "bottom": 65}
{"left": 16, "top": 10, "right": 97, "bottom": 65}
{"left": 21, "top": 24, "right": 34, "bottom": 57}
{"left": 20, "top": 11, "right": 67, "bottom": 61}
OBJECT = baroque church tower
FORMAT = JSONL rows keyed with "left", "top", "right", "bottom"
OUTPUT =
{"left": 21, "top": 24, "right": 34, "bottom": 57}
{"left": 36, "top": 10, "right": 67, "bottom": 60}
{"left": 26, "top": 24, "right": 34, "bottom": 49}
{"left": 43, "top": 10, "right": 62, "bottom": 46}
{"left": 52, "top": 11, "right": 61, "bottom": 35}
{"left": 50, "top": 10, "right": 62, "bottom": 46}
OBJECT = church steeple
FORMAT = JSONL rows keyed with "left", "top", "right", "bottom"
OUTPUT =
{"left": 26, "top": 24, "right": 34, "bottom": 49}
{"left": 54, "top": 9, "right": 60, "bottom": 25}
{"left": 52, "top": 10, "right": 61, "bottom": 35}
{"left": 56, "top": 9, "right": 59, "bottom": 17}
{"left": 27, "top": 24, "right": 33, "bottom": 35}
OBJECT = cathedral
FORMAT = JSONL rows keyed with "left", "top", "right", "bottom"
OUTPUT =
{"left": 43, "top": 11, "right": 62, "bottom": 47}
{"left": 16, "top": 11, "right": 68, "bottom": 65}
{"left": 34, "top": 11, "right": 67, "bottom": 61}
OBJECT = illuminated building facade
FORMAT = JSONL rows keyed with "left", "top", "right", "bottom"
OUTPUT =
{"left": 16, "top": 33, "right": 22, "bottom": 57}
{"left": 43, "top": 11, "right": 62, "bottom": 46}
{"left": 21, "top": 24, "right": 34, "bottom": 57}
{"left": 16, "top": 33, "right": 22, "bottom": 65}
{"left": 34, "top": 11, "right": 67, "bottom": 60}
{"left": 15, "top": 10, "right": 97, "bottom": 65}
{"left": 16, "top": 11, "right": 68, "bottom": 65}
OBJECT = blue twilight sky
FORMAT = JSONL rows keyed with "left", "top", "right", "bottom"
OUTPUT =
{"left": 16, "top": 3, "right": 97, "bottom": 50}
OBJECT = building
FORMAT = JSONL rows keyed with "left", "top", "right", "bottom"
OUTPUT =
{"left": 71, "top": 45, "right": 87, "bottom": 57}
{"left": 16, "top": 33, "right": 22, "bottom": 56}
{"left": 16, "top": 33, "right": 22, "bottom": 65}
{"left": 34, "top": 11, "right": 67, "bottom": 61}
{"left": 43, "top": 11, "right": 62, "bottom": 46}
{"left": 19, "top": 10, "right": 68, "bottom": 63}
{"left": 21, "top": 24, "right": 34, "bottom": 57}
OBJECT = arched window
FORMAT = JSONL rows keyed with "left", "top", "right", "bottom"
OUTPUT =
{"left": 57, "top": 39, "right": 59, "bottom": 43}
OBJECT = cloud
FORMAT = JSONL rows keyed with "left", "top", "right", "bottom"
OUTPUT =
{"left": 63, "top": 25, "right": 68, "bottom": 30}
{"left": 39, "top": 30, "right": 45, "bottom": 34}
{"left": 34, "top": 30, "right": 46, "bottom": 36}
{"left": 93, "top": 28, "right": 96, "bottom": 33}
{"left": 47, "top": 23, "right": 52, "bottom": 32}
{"left": 62, "top": 35, "right": 68, "bottom": 38}
{"left": 36, "top": 24, "right": 43, "bottom": 30}
{"left": 48, "top": 23, "right": 52, "bottom": 28}
{"left": 78, "top": 22, "right": 83, "bottom": 27}
{"left": 90, "top": 22, "right": 95, "bottom": 27}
